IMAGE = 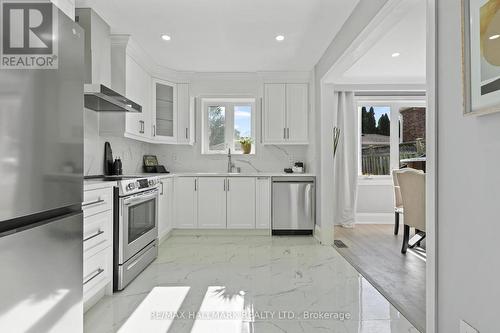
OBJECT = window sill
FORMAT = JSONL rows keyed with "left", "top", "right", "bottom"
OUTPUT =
{"left": 357, "top": 175, "right": 392, "bottom": 186}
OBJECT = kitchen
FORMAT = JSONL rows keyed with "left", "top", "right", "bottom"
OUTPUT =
{"left": 0, "top": 1, "right": 427, "bottom": 332}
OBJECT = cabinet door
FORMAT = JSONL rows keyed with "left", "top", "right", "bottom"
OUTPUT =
{"left": 286, "top": 83, "right": 308, "bottom": 143}
{"left": 158, "top": 178, "right": 173, "bottom": 238}
{"left": 197, "top": 177, "right": 227, "bottom": 229}
{"left": 125, "top": 55, "right": 151, "bottom": 138}
{"left": 264, "top": 84, "right": 286, "bottom": 143}
{"left": 176, "top": 83, "right": 192, "bottom": 144}
{"left": 227, "top": 178, "right": 256, "bottom": 229}
{"left": 255, "top": 177, "right": 271, "bottom": 229}
{"left": 175, "top": 177, "right": 197, "bottom": 228}
{"left": 152, "top": 78, "right": 177, "bottom": 143}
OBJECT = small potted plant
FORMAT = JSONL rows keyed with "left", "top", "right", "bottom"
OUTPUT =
{"left": 239, "top": 137, "right": 254, "bottom": 154}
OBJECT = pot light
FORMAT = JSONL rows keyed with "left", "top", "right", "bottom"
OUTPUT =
{"left": 161, "top": 34, "right": 171, "bottom": 41}
{"left": 275, "top": 35, "right": 285, "bottom": 41}
{"left": 391, "top": 52, "right": 401, "bottom": 58}
{"left": 489, "top": 34, "right": 500, "bottom": 40}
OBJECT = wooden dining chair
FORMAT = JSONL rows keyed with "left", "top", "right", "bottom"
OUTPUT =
{"left": 396, "top": 168, "right": 426, "bottom": 254}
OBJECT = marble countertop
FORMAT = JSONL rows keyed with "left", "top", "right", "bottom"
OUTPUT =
{"left": 84, "top": 172, "right": 315, "bottom": 188}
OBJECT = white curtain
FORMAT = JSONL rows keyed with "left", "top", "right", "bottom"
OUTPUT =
{"left": 333, "top": 91, "right": 358, "bottom": 227}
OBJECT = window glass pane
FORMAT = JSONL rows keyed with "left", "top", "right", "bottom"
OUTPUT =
{"left": 233, "top": 105, "right": 252, "bottom": 152}
{"left": 208, "top": 106, "right": 226, "bottom": 151}
{"left": 360, "top": 106, "right": 391, "bottom": 175}
{"left": 399, "top": 107, "right": 426, "bottom": 168}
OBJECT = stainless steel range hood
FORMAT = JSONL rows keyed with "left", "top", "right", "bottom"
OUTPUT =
{"left": 84, "top": 84, "right": 142, "bottom": 112}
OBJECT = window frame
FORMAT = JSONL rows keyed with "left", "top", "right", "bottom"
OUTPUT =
{"left": 356, "top": 96, "right": 426, "bottom": 183}
{"left": 201, "top": 97, "right": 256, "bottom": 155}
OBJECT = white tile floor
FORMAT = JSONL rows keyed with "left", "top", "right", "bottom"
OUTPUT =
{"left": 84, "top": 236, "right": 419, "bottom": 333}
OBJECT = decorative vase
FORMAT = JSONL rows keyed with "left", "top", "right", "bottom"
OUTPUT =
{"left": 242, "top": 143, "right": 252, "bottom": 154}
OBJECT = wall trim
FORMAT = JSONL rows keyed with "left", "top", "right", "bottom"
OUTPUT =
{"left": 355, "top": 212, "right": 394, "bottom": 225}
{"left": 171, "top": 229, "right": 271, "bottom": 237}
{"left": 158, "top": 228, "right": 174, "bottom": 245}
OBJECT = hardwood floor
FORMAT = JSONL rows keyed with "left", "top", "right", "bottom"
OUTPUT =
{"left": 334, "top": 224, "right": 426, "bottom": 333}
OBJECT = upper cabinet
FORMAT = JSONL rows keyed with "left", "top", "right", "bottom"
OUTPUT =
{"left": 152, "top": 78, "right": 177, "bottom": 143}
{"left": 152, "top": 80, "right": 194, "bottom": 145}
{"left": 263, "top": 83, "right": 309, "bottom": 144}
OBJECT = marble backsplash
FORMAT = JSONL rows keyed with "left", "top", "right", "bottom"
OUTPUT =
{"left": 84, "top": 109, "right": 152, "bottom": 176}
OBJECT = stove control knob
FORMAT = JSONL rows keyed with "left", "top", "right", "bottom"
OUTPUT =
{"left": 149, "top": 179, "right": 155, "bottom": 186}
{"left": 126, "top": 183, "right": 135, "bottom": 191}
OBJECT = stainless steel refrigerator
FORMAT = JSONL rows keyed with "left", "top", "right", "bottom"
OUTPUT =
{"left": 0, "top": 5, "right": 85, "bottom": 333}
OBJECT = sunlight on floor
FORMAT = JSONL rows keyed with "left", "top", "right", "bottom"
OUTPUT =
{"left": 118, "top": 287, "right": 190, "bottom": 333}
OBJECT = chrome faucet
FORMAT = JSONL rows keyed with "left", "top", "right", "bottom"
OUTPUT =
{"left": 227, "top": 148, "right": 235, "bottom": 173}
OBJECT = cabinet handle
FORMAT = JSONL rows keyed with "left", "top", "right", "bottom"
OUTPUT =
{"left": 194, "top": 179, "right": 197, "bottom": 191}
{"left": 83, "top": 268, "right": 104, "bottom": 285}
{"left": 153, "top": 125, "right": 156, "bottom": 136}
{"left": 82, "top": 198, "right": 105, "bottom": 207}
{"left": 83, "top": 229, "right": 104, "bottom": 242}
{"left": 283, "top": 128, "right": 286, "bottom": 139}
{"left": 223, "top": 179, "right": 226, "bottom": 191}
{"left": 287, "top": 128, "right": 290, "bottom": 139}
{"left": 227, "top": 179, "right": 230, "bottom": 191}
{"left": 160, "top": 181, "right": 164, "bottom": 195}
{"left": 185, "top": 127, "right": 188, "bottom": 139}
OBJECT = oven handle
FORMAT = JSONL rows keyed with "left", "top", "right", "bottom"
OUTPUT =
{"left": 123, "top": 189, "right": 158, "bottom": 206}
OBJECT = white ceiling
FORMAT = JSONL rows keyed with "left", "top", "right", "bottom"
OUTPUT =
{"left": 337, "top": 0, "right": 426, "bottom": 84}
{"left": 75, "top": 0, "right": 359, "bottom": 72}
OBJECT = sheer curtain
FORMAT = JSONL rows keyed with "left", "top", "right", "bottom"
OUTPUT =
{"left": 333, "top": 91, "right": 358, "bottom": 227}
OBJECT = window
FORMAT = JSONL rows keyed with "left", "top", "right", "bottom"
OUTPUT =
{"left": 202, "top": 98, "right": 255, "bottom": 154}
{"left": 357, "top": 97, "right": 426, "bottom": 177}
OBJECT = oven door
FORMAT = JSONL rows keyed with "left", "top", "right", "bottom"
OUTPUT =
{"left": 119, "top": 188, "right": 158, "bottom": 263}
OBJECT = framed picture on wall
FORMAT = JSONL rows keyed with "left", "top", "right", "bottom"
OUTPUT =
{"left": 463, "top": 0, "right": 500, "bottom": 115}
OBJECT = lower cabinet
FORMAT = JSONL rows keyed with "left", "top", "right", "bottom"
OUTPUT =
{"left": 175, "top": 177, "right": 198, "bottom": 228}
{"left": 174, "top": 176, "right": 266, "bottom": 229}
{"left": 255, "top": 177, "right": 271, "bottom": 229}
{"left": 227, "top": 177, "right": 256, "bottom": 228}
{"left": 82, "top": 185, "right": 114, "bottom": 312}
{"left": 158, "top": 177, "right": 173, "bottom": 238}
{"left": 198, "top": 177, "right": 227, "bottom": 228}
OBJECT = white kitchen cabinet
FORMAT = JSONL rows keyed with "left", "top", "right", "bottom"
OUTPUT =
{"left": 175, "top": 177, "right": 198, "bottom": 228}
{"left": 176, "top": 83, "right": 194, "bottom": 145}
{"left": 264, "top": 84, "right": 287, "bottom": 143}
{"left": 152, "top": 78, "right": 177, "bottom": 143}
{"left": 263, "top": 83, "right": 308, "bottom": 144}
{"left": 158, "top": 178, "right": 173, "bottom": 239}
{"left": 197, "top": 177, "right": 227, "bottom": 229}
{"left": 82, "top": 184, "right": 113, "bottom": 312}
{"left": 227, "top": 178, "right": 256, "bottom": 229}
{"left": 286, "top": 83, "right": 309, "bottom": 143}
{"left": 100, "top": 36, "right": 153, "bottom": 142}
{"left": 255, "top": 177, "right": 271, "bottom": 229}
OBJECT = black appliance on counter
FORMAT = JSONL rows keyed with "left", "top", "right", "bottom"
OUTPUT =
{"left": 104, "top": 142, "right": 122, "bottom": 175}
{"left": 143, "top": 155, "right": 169, "bottom": 173}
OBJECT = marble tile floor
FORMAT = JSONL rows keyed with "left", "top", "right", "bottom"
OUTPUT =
{"left": 84, "top": 235, "right": 419, "bottom": 333}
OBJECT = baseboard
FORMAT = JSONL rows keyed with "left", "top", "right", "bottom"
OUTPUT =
{"left": 170, "top": 229, "right": 271, "bottom": 236}
{"left": 159, "top": 228, "right": 174, "bottom": 245}
{"left": 355, "top": 213, "right": 395, "bottom": 225}
{"left": 313, "top": 224, "right": 322, "bottom": 243}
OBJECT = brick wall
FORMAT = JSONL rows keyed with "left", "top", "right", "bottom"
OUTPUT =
{"left": 400, "top": 107, "right": 425, "bottom": 142}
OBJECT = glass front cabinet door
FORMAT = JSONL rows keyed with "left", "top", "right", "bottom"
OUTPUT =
{"left": 152, "top": 78, "right": 177, "bottom": 143}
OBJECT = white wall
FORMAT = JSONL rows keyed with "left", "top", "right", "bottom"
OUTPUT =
{"left": 355, "top": 181, "right": 393, "bottom": 223}
{"left": 84, "top": 109, "right": 152, "bottom": 175}
{"left": 313, "top": 0, "right": 389, "bottom": 232}
{"left": 437, "top": 0, "right": 500, "bottom": 331}
{"left": 150, "top": 72, "right": 313, "bottom": 173}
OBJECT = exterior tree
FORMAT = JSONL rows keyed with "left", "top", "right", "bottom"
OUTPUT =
{"left": 377, "top": 113, "right": 390, "bottom": 136}
{"left": 361, "top": 106, "right": 377, "bottom": 134}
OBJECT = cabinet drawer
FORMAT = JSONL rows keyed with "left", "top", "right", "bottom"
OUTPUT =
{"left": 83, "top": 187, "right": 113, "bottom": 217}
{"left": 84, "top": 210, "right": 112, "bottom": 256}
{"left": 83, "top": 249, "right": 111, "bottom": 296}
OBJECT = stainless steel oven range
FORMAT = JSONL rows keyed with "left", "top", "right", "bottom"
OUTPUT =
{"left": 113, "top": 176, "right": 160, "bottom": 290}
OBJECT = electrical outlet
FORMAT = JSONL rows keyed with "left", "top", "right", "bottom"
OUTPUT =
{"left": 460, "top": 320, "right": 479, "bottom": 333}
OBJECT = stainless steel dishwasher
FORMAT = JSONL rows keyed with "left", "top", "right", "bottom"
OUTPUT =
{"left": 272, "top": 176, "right": 315, "bottom": 235}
